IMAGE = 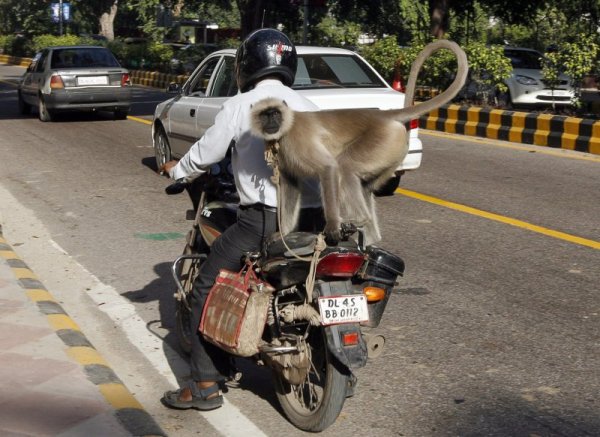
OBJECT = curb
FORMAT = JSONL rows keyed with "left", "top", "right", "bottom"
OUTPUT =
{"left": 0, "top": 53, "right": 30, "bottom": 67}
{"left": 419, "top": 104, "right": 600, "bottom": 156}
{"left": 0, "top": 227, "right": 166, "bottom": 437}
{"left": 130, "top": 69, "right": 189, "bottom": 89}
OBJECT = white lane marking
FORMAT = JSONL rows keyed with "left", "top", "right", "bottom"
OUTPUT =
{"left": 50, "top": 240, "right": 268, "bottom": 437}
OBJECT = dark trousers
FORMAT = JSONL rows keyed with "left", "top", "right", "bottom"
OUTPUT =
{"left": 189, "top": 206, "right": 277, "bottom": 382}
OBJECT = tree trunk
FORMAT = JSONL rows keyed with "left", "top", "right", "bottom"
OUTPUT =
{"left": 99, "top": 0, "right": 119, "bottom": 41}
{"left": 429, "top": 0, "right": 449, "bottom": 39}
{"left": 173, "top": 0, "right": 185, "bottom": 17}
{"left": 237, "top": 0, "right": 265, "bottom": 38}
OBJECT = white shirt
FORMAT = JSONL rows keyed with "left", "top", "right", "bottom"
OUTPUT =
{"left": 170, "top": 79, "right": 318, "bottom": 207}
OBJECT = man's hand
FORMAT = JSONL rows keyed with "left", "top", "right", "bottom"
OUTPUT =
{"left": 159, "top": 160, "right": 178, "bottom": 176}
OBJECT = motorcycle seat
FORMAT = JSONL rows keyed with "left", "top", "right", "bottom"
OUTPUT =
{"left": 264, "top": 232, "right": 317, "bottom": 258}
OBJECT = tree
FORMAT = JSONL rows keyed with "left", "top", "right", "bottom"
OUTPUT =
{"left": 429, "top": 0, "right": 449, "bottom": 38}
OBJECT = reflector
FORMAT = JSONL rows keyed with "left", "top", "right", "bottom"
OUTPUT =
{"left": 363, "top": 286, "right": 386, "bottom": 302}
{"left": 316, "top": 253, "right": 365, "bottom": 278}
{"left": 342, "top": 332, "right": 360, "bottom": 346}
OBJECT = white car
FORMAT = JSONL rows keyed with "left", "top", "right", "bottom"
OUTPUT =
{"left": 152, "top": 46, "right": 422, "bottom": 194}
{"left": 504, "top": 47, "right": 574, "bottom": 106}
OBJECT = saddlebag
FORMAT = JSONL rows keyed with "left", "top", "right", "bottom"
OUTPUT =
{"left": 200, "top": 265, "right": 274, "bottom": 357}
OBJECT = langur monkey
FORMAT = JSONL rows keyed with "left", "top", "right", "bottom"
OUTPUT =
{"left": 250, "top": 39, "right": 469, "bottom": 244}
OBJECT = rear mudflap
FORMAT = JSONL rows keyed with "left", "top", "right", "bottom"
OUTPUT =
{"left": 318, "top": 281, "right": 368, "bottom": 369}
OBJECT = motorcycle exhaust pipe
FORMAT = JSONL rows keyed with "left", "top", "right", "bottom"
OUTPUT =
{"left": 363, "top": 333, "right": 385, "bottom": 359}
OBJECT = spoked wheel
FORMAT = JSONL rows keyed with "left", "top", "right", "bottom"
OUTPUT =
{"left": 154, "top": 125, "right": 172, "bottom": 172}
{"left": 174, "top": 239, "right": 205, "bottom": 355}
{"left": 274, "top": 327, "right": 349, "bottom": 432}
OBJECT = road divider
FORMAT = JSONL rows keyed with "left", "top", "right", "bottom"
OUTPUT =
{"left": 419, "top": 104, "right": 600, "bottom": 156}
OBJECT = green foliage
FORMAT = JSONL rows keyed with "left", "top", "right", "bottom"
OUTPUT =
{"left": 359, "top": 36, "right": 403, "bottom": 82}
{"left": 32, "top": 34, "right": 84, "bottom": 52}
{"left": 314, "top": 15, "right": 362, "bottom": 48}
{"left": 395, "top": 40, "right": 462, "bottom": 90}
{"left": 464, "top": 42, "right": 512, "bottom": 93}
{"left": 542, "top": 33, "right": 600, "bottom": 105}
{"left": 107, "top": 38, "right": 175, "bottom": 70}
{"left": 0, "top": 34, "right": 32, "bottom": 57}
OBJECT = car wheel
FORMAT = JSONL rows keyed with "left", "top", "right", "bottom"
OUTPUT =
{"left": 38, "top": 96, "right": 53, "bottom": 122}
{"left": 18, "top": 91, "right": 31, "bottom": 115}
{"left": 114, "top": 107, "right": 129, "bottom": 120}
{"left": 154, "top": 125, "right": 172, "bottom": 171}
{"left": 374, "top": 174, "right": 401, "bottom": 197}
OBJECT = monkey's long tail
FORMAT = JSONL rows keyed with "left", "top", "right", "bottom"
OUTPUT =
{"left": 396, "top": 39, "right": 469, "bottom": 122}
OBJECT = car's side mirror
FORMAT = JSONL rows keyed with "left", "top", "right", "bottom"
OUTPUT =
{"left": 166, "top": 82, "right": 181, "bottom": 94}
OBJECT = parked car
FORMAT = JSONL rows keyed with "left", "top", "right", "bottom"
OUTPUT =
{"left": 18, "top": 45, "right": 132, "bottom": 121}
{"left": 152, "top": 46, "right": 422, "bottom": 194}
{"left": 167, "top": 43, "right": 219, "bottom": 74}
{"left": 503, "top": 47, "right": 574, "bottom": 107}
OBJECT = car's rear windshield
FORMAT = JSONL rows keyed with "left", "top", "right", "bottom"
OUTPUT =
{"left": 293, "top": 54, "right": 385, "bottom": 89}
{"left": 50, "top": 48, "right": 121, "bottom": 69}
{"left": 505, "top": 49, "right": 542, "bottom": 70}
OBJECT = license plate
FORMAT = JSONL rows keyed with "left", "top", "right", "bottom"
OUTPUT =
{"left": 318, "top": 295, "right": 369, "bottom": 326}
{"left": 77, "top": 76, "right": 108, "bottom": 85}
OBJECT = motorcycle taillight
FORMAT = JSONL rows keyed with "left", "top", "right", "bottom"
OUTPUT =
{"left": 316, "top": 253, "right": 365, "bottom": 278}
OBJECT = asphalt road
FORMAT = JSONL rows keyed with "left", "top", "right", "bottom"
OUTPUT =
{"left": 1, "top": 63, "right": 599, "bottom": 437}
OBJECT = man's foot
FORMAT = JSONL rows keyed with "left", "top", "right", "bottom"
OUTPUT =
{"left": 162, "top": 381, "right": 223, "bottom": 411}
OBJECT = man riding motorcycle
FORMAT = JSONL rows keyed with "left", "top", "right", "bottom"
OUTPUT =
{"left": 160, "top": 28, "right": 320, "bottom": 411}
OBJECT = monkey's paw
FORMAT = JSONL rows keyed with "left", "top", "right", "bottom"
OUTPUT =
{"left": 323, "top": 222, "right": 342, "bottom": 246}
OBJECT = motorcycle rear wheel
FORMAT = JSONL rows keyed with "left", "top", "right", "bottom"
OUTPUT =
{"left": 175, "top": 240, "right": 204, "bottom": 355}
{"left": 274, "top": 328, "right": 349, "bottom": 432}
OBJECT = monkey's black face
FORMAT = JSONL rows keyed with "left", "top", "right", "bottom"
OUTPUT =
{"left": 259, "top": 108, "right": 283, "bottom": 135}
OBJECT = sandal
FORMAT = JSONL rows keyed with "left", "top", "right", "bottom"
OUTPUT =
{"left": 162, "top": 381, "right": 223, "bottom": 411}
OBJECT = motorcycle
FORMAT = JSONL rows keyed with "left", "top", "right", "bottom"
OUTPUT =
{"left": 166, "top": 158, "right": 405, "bottom": 432}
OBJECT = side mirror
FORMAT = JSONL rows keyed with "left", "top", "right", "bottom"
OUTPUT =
{"left": 166, "top": 82, "right": 181, "bottom": 94}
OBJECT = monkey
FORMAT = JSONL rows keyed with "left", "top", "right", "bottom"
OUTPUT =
{"left": 250, "top": 39, "right": 469, "bottom": 245}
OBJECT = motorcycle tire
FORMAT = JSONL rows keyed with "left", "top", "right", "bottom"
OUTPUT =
{"left": 274, "top": 326, "right": 349, "bottom": 432}
{"left": 174, "top": 240, "right": 205, "bottom": 355}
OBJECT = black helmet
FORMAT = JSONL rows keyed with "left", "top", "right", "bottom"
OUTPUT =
{"left": 235, "top": 28, "right": 297, "bottom": 92}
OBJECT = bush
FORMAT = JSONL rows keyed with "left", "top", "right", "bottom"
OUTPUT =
{"left": 0, "top": 34, "right": 33, "bottom": 57}
{"left": 360, "top": 36, "right": 403, "bottom": 82}
{"left": 462, "top": 42, "right": 512, "bottom": 104}
{"left": 32, "top": 34, "right": 82, "bottom": 52}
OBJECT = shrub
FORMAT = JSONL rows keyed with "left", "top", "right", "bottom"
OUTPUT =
{"left": 359, "top": 36, "right": 403, "bottom": 82}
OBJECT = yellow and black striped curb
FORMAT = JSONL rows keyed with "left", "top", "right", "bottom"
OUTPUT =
{"left": 130, "top": 70, "right": 189, "bottom": 89}
{"left": 0, "top": 53, "right": 31, "bottom": 67}
{"left": 420, "top": 104, "right": 600, "bottom": 156}
{"left": 0, "top": 229, "right": 165, "bottom": 437}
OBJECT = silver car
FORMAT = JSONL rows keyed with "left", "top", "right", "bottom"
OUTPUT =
{"left": 152, "top": 46, "right": 422, "bottom": 192}
{"left": 18, "top": 45, "right": 132, "bottom": 121}
{"left": 504, "top": 47, "right": 574, "bottom": 106}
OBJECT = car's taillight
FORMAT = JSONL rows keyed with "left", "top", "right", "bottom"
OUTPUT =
{"left": 316, "top": 253, "right": 365, "bottom": 278}
{"left": 50, "top": 75, "right": 64, "bottom": 89}
{"left": 409, "top": 119, "right": 419, "bottom": 130}
{"left": 121, "top": 73, "right": 131, "bottom": 86}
